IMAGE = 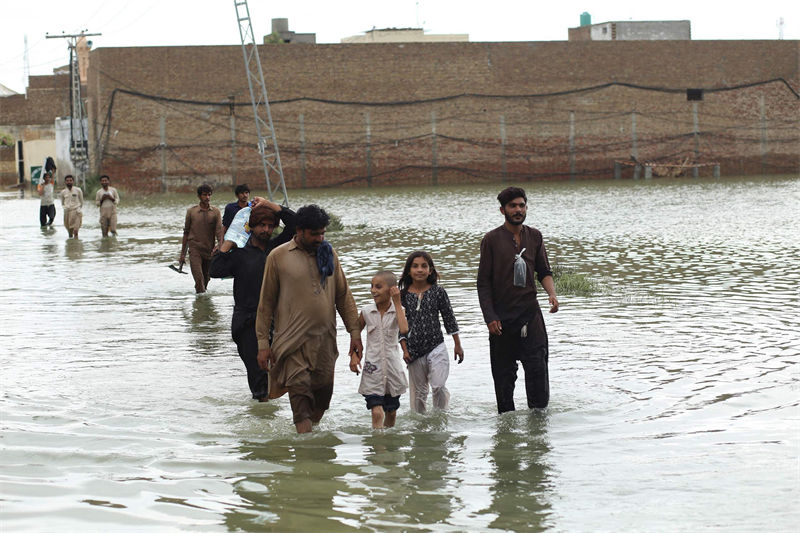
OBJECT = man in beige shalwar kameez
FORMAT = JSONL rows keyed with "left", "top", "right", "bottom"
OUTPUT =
{"left": 256, "top": 204, "right": 362, "bottom": 433}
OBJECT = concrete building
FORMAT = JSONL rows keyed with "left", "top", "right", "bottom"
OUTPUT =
{"left": 265, "top": 18, "right": 316, "bottom": 44}
{"left": 570, "top": 20, "right": 692, "bottom": 41}
{"left": 341, "top": 28, "right": 468, "bottom": 43}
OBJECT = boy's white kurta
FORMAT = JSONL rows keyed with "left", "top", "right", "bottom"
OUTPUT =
{"left": 358, "top": 302, "right": 408, "bottom": 397}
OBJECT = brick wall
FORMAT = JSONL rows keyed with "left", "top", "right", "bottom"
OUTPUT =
{"left": 9, "top": 40, "right": 800, "bottom": 191}
{"left": 0, "top": 145, "right": 17, "bottom": 185}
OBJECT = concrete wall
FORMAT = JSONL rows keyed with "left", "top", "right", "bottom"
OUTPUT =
{"left": 614, "top": 21, "right": 691, "bottom": 40}
{"left": 342, "top": 29, "right": 469, "bottom": 43}
{"left": 587, "top": 21, "right": 691, "bottom": 41}
{"left": 20, "top": 139, "right": 56, "bottom": 183}
{"left": 0, "top": 145, "right": 17, "bottom": 185}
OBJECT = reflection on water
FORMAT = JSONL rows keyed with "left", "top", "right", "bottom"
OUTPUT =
{"left": 482, "top": 414, "right": 552, "bottom": 532}
{"left": 65, "top": 238, "right": 84, "bottom": 260}
{"left": 0, "top": 177, "right": 798, "bottom": 532}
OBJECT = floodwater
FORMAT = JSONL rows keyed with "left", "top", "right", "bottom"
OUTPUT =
{"left": 1, "top": 176, "right": 798, "bottom": 532}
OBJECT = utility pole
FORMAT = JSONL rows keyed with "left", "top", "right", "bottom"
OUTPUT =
{"left": 23, "top": 35, "right": 30, "bottom": 90}
{"left": 46, "top": 30, "right": 101, "bottom": 187}
{"left": 233, "top": 0, "right": 289, "bottom": 206}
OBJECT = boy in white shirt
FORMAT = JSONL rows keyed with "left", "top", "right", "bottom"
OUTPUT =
{"left": 350, "top": 271, "right": 410, "bottom": 429}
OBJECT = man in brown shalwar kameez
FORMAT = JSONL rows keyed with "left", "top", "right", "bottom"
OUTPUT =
{"left": 477, "top": 187, "right": 559, "bottom": 413}
{"left": 179, "top": 184, "right": 223, "bottom": 294}
{"left": 256, "top": 204, "right": 362, "bottom": 433}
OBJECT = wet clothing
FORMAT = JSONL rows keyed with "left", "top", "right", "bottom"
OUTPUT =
{"left": 401, "top": 285, "right": 459, "bottom": 413}
{"left": 59, "top": 186, "right": 83, "bottom": 233}
{"left": 183, "top": 205, "right": 222, "bottom": 292}
{"left": 365, "top": 394, "right": 401, "bottom": 412}
{"left": 95, "top": 186, "right": 120, "bottom": 234}
{"left": 477, "top": 224, "right": 553, "bottom": 413}
{"left": 489, "top": 320, "right": 549, "bottom": 411}
{"left": 209, "top": 208, "right": 296, "bottom": 399}
{"left": 39, "top": 182, "right": 56, "bottom": 226}
{"left": 358, "top": 302, "right": 408, "bottom": 398}
{"left": 188, "top": 254, "right": 212, "bottom": 293}
{"left": 407, "top": 342, "right": 451, "bottom": 413}
{"left": 39, "top": 204, "right": 55, "bottom": 226}
{"left": 256, "top": 238, "right": 359, "bottom": 423}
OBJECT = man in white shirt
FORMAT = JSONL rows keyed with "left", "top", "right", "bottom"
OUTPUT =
{"left": 95, "top": 175, "right": 120, "bottom": 237}
{"left": 59, "top": 175, "right": 83, "bottom": 239}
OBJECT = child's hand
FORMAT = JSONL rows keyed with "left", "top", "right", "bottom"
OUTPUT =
{"left": 349, "top": 353, "right": 361, "bottom": 375}
{"left": 454, "top": 345, "right": 464, "bottom": 364}
{"left": 402, "top": 350, "right": 412, "bottom": 364}
{"left": 390, "top": 286, "right": 401, "bottom": 301}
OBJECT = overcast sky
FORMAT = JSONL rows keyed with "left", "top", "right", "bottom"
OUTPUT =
{"left": 1, "top": 0, "right": 797, "bottom": 93}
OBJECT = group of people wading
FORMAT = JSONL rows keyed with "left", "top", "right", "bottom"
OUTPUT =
{"left": 37, "top": 161, "right": 120, "bottom": 239}
{"left": 185, "top": 184, "right": 558, "bottom": 433}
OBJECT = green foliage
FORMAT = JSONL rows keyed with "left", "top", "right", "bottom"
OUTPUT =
{"left": 263, "top": 32, "right": 285, "bottom": 44}
{"left": 0, "top": 131, "right": 13, "bottom": 146}
{"left": 327, "top": 212, "right": 345, "bottom": 232}
{"left": 83, "top": 174, "right": 102, "bottom": 194}
{"left": 551, "top": 262, "right": 599, "bottom": 296}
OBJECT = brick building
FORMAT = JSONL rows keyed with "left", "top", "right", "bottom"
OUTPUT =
{"left": 3, "top": 39, "right": 799, "bottom": 191}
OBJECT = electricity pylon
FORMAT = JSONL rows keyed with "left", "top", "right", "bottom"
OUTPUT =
{"left": 46, "top": 31, "right": 100, "bottom": 187}
{"left": 233, "top": 0, "right": 289, "bottom": 206}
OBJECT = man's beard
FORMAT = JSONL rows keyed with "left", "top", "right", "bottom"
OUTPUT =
{"left": 505, "top": 212, "right": 526, "bottom": 225}
{"left": 251, "top": 231, "right": 271, "bottom": 244}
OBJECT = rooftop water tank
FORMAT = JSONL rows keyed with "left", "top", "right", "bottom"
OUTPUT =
{"left": 580, "top": 12, "right": 592, "bottom": 27}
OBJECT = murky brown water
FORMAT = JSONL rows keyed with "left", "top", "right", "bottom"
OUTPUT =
{"left": 1, "top": 176, "right": 798, "bottom": 531}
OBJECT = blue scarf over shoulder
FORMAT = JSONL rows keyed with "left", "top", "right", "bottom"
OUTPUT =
{"left": 316, "top": 240, "right": 335, "bottom": 287}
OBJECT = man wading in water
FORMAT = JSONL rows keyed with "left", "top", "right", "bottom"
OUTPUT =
{"left": 255, "top": 204, "right": 362, "bottom": 433}
{"left": 209, "top": 198, "right": 296, "bottom": 402}
{"left": 477, "top": 186, "right": 559, "bottom": 413}
{"left": 179, "top": 184, "right": 223, "bottom": 294}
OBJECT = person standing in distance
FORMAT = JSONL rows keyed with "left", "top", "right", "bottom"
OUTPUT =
{"left": 95, "top": 175, "right": 120, "bottom": 237}
{"left": 255, "top": 204, "right": 362, "bottom": 433}
{"left": 59, "top": 175, "right": 83, "bottom": 239}
{"left": 477, "top": 186, "right": 559, "bottom": 413}
{"left": 222, "top": 184, "right": 251, "bottom": 234}
{"left": 179, "top": 184, "right": 223, "bottom": 294}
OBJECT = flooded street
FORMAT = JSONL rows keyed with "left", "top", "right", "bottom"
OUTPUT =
{"left": 1, "top": 176, "right": 798, "bottom": 532}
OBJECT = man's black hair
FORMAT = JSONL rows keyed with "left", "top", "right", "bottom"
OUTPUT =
{"left": 497, "top": 186, "right": 527, "bottom": 207}
{"left": 234, "top": 183, "right": 250, "bottom": 195}
{"left": 295, "top": 204, "right": 330, "bottom": 230}
{"left": 197, "top": 183, "right": 213, "bottom": 196}
{"left": 100, "top": 174, "right": 110, "bottom": 181}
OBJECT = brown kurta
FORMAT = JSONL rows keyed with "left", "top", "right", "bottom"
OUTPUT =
{"left": 477, "top": 224, "right": 553, "bottom": 332}
{"left": 256, "top": 238, "right": 360, "bottom": 398}
{"left": 183, "top": 205, "right": 222, "bottom": 258}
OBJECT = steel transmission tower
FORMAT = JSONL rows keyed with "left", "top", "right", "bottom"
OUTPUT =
{"left": 46, "top": 31, "right": 100, "bottom": 187}
{"left": 233, "top": 0, "right": 289, "bottom": 206}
